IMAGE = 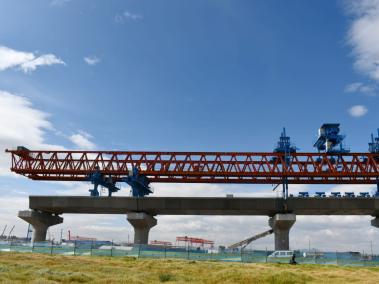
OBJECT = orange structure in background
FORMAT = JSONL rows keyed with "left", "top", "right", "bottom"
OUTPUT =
{"left": 176, "top": 236, "right": 214, "bottom": 248}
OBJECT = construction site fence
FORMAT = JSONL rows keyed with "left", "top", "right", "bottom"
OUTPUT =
{"left": 1, "top": 241, "right": 379, "bottom": 267}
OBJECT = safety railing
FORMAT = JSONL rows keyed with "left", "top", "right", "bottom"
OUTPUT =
{"left": 1, "top": 241, "right": 378, "bottom": 267}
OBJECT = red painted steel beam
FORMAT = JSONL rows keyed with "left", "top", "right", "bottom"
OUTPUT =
{"left": 176, "top": 236, "right": 214, "bottom": 245}
{"left": 5, "top": 149, "right": 379, "bottom": 184}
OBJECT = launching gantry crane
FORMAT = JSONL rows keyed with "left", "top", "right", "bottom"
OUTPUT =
{"left": 5, "top": 124, "right": 379, "bottom": 198}
{"left": 369, "top": 129, "right": 379, "bottom": 155}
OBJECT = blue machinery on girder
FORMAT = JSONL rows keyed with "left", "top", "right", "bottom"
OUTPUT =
{"left": 89, "top": 166, "right": 120, "bottom": 197}
{"left": 272, "top": 125, "right": 379, "bottom": 199}
{"left": 89, "top": 167, "right": 152, "bottom": 197}
{"left": 272, "top": 128, "right": 297, "bottom": 199}
{"left": 369, "top": 129, "right": 379, "bottom": 196}
{"left": 123, "top": 167, "right": 152, "bottom": 197}
{"left": 314, "top": 123, "right": 350, "bottom": 154}
{"left": 369, "top": 129, "right": 379, "bottom": 155}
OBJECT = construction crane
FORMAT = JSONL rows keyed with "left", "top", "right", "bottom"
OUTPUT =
{"left": 7, "top": 225, "right": 15, "bottom": 240}
{"left": 228, "top": 229, "right": 274, "bottom": 250}
{"left": 0, "top": 225, "right": 7, "bottom": 238}
{"left": 5, "top": 124, "right": 379, "bottom": 197}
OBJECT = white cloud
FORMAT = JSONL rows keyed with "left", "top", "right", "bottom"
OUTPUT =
{"left": 0, "top": 45, "right": 65, "bottom": 73}
{"left": 114, "top": 11, "right": 142, "bottom": 24}
{"left": 0, "top": 91, "right": 96, "bottom": 176}
{"left": 345, "top": 82, "right": 363, "bottom": 93}
{"left": 344, "top": 82, "right": 377, "bottom": 95}
{"left": 69, "top": 131, "right": 96, "bottom": 150}
{"left": 84, "top": 56, "right": 100, "bottom": 66}
{"left": 345, "top": 0, "right": 379, "bottom": 81}
{"left": 0, "top": 46, "right": 34, "bottom": 71}
{"left": 20, "top": 54, "right": 65, "bottom": 73}
{"left": 348, "top": 104, "right": 368, "bottom": 117}
{"left": 0, "top": 90, "right": 66, "bottom": 176}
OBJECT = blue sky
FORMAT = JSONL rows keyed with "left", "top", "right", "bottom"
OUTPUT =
{"left": 1, "top": 0, "right": 377, "bottom": 151}
{"left": 0, "top": 0, "right": 379, "bottom": 251}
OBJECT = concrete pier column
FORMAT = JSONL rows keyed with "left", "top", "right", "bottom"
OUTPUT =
{"left": 269, "top": 213, "right": 296, "bottom": 250}
{"left": 127, "top": 212, "right": 157, "bottom": 244}
{"left": 371, "top": 217, "right": 379, "bottom": 228}
{"left": 18, "top": 210, "right": 63, "bottom": 242}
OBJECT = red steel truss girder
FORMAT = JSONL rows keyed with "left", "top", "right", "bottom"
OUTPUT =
{"left": 176, "top": 236, "right": 214, "bottom": 245}
{"left": 5, "top": 149, "right": 379, "bottom": 184}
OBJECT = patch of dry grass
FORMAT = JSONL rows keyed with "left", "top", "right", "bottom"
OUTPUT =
{"left": 0, "top": 252, "right": 378, "bottom": 283}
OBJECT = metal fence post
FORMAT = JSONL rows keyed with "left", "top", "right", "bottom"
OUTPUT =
{"left": 265, "top": 247, "right": 268, "bottom": 263}
{"left": 74, "top": 240, "right": 77, "bottom": 256}
{"left": 111, "top": 240, "right": 113, "bottom": 257}
{"left": 9, "top": 241, "right": 12, "bottom": 251}
{"left": 164, "top": 245, "right": 167, "bottom": 258}
{"left": 50, "top": 240, "right": 53, "bottom": 255}
{"left": 336, "top": 251, "right": 338, "bottom": 266}
{"left": 138, "top": 244, "right": 141, "bottom": 259}
{"left": 90, "top": 239, "right": 93, "bottom": 256}
{"left": 314, "top": 249, "right": 316, "bottom": 264}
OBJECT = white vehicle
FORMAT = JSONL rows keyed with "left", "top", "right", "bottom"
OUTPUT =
{"left": 267, "top": 250, "right": 294, "bottom": 263}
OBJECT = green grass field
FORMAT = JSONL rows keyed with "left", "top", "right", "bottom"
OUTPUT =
{"left": 0, "top": 252, "right": 378, "bottom": 283}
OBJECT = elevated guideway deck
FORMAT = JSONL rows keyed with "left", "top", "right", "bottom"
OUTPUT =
{"left": 20, "top": 196, "right": 379, "bottom": 248}
{"left": 28, "top": 196, "right": 379, "bottom": 216}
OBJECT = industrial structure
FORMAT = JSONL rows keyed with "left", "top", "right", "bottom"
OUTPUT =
{"left": 7, "top": 124, "right": 379, "bottom": 250}
{"left": 0, "top": 225, "right": 15, "bottom": 240}
{"left": 176, "top": 236, "right": 214, "bottom": 249}
{"left": 228, "top": 229, "right": 274, "bottom": 250}
{"left": 150, "top": 240, "right": 172, "bottom": 246}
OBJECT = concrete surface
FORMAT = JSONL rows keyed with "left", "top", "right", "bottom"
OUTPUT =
{"left": 20, "top": 196, "right": 379, "bottom": 244}
{"left": 269, "top": 213, "right": 296, "bottom": 250}
{"left": 127, "top": 212, "right": 157, "bottom": 244}
{"left": 371, "top": 217, "right": 379, "bottom": 228}
{"left": 18, "top": 210, "right": 63, "bottom": 242}
{"left": 28, "top": 196, "right": 379, "bottom": 216}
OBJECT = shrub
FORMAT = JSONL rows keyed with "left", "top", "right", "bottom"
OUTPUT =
{"left": 159, "top": 273, "right": 174, "bottom": 282}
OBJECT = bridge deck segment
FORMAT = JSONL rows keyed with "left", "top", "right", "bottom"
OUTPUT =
{"left": 29, "top": 196, "right": 379, "bottom": 216}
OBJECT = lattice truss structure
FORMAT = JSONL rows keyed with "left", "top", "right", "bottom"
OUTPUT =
{"left": 6, "top": 149, "right": 379, "bottom": 185}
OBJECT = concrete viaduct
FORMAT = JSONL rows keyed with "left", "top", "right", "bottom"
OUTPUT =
{"left": 19, "top": 196, "right": 379, "bottom": 250}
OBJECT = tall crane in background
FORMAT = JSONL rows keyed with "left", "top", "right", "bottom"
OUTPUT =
{"left": 6, "top": 124, "right": 379, "bottom": 198}
{"left": 7, "top": 225, "right": 15, "bottom": 240}
{"left": 0, "top": 225, "right": 7, "bottom": 239}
